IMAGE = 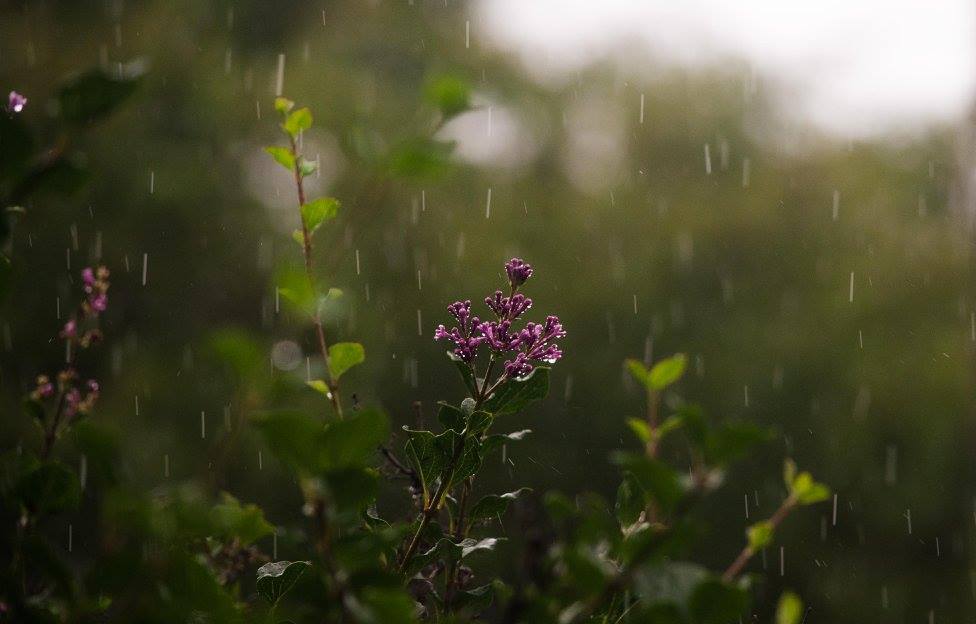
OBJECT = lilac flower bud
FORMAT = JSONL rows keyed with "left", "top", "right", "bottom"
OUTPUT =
{"left": 503, "top": 353, "right": 533, "bottom": 378}
{"left": 60, "top": 319, "right": 77, "bottom": 339}
{"left": 64, "top": 388, "right": 82, "bottom": 418}
{"left": 485, "top": 291, "right": 533, "bottom": 321}
{"left": 90, "top": 293, "right": 108, "bottom": 312}
{"left": 504, "top": 258, "right": 533, "bottom": 289}
{"left": 6, "top": 91, "right": 26, "bottom": 114}
{"left": 82, "top": 267, "right": 96, "bottom": 288}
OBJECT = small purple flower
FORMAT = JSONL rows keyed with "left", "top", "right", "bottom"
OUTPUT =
{"left": 64, "top": 388, "right": 82, "bottom": 418}
{"left": 485, "top": 291, "right": 532, "bottom": 321}
{"left": 6, "top": 91, "right": 26, "bottom": 114}
{"left": 31, "top": 375, "right": 54, "bottom": 400}
{"left": 478, "top": 319, "right": 522, "bottom": 352}
{"left": 505, "top": 258, "right": 533, "bottom": 289}
{"left": 60, "top": 319, "right": 77, "bottom": 339}
{"left": 504, "top": 353, "right": 533, "bottom": 378}
{"left": 90, "top": 293, "right": 108, "bottom": 312}
{"left": 86, "top": 379, "right": 100, "bottom": 393}
{"left": 434, "top": 300, "right": 485, "bottom": 363}
{"left": 81, "top": 267, "right": 96, "bottom": 289}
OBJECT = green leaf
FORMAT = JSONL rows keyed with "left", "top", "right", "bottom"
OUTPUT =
{"left": 615, "top": 473, "right": 645, "bottom": 527}
{"left": 611, "top": 452, "right": 683, "bottom": 513}
{"left": 57, "top": 64, "right": 142, "bottom": 124}
{"left": 790, "top": 471, "right": 831, "bottom": 505}
{"left": 301, "top": 197, "right": 340, "bottom": 236}
{"left": 324, "top": 466, "right": 379, "bottom": 513}
{"left": 469, "top": 488, "right": 531, "bottom": 520}
{"left": 306, "top": 379, "right": 331, "bottom": 397}
{"left": 291, "top": 229, "right": 306, "bottom": 247}
{"left": 460, "top": 537, "right": 502, "bottom": 558}
{"left": 482, "top": 429, "right": 531, "bottom": 455}
{"left": 648, "top": 353, "right": 687, "bottom": 390}
{"left": 467, "top": 410, "right": 493, "bottom": 436}
{"left": 437, "top": 402, "right": 465, "bottom": 431}
{"left": 626, "top": 417, "right": 652, "bottom": 444}
{"left": 389, "top": 138, "right": 455, "bottom": 179}
{"left": 453, "top": 583, "right": 494, "bottom": 614}
{"left": 704, "top": 422, "right": 771, "bottom": 465}
{"left": 783, "top": 459, "right": 797, "bottom": 489}
{"left": 265, "top": 146, "right": 295, "bottom": 171}
{"left": 299, "top": 158, "right": 318, "bottom": 177}
{"left": 482, "top": 366, "right": 550, "bottom": 416}
{"left": 274, "top": 97, "right": 295, "bottom": 114}
{"left": 446, "top": 351, "right": 479, "bottom": 396}
{"left": 625, "top": 358, "right": 650, "bottom": 386}
{"left": 73, "top": 421, "right": 121, "bottom": 485}
{"left": 209, "top": 328, "right": 264, "bottom": 380}
{"left": 403, "top": 429, "right": 448, "bottom": 505}
{"left": 252, "top": 410, "right": 323, "bottom": 474}
{"left": 320, "top": 408, "right": 389, "bottom": 469}
{"left": 211, "top": 492, "right": 274, "bottom": 545}
{"left": 451, "top": 435, "right": 484, "bottom": 485}
{"left": 17, "top": 462, "right": 81, "bottom": 515}
{"left": 688, "top": 579, "right": 750, "bottom": 624}
{"left": 425, "top": 74, "right": 471, "bottom": 119}
{"left": 256, "top": 560, "right": 310, "bottom": 605}
{"left": 276, "top": 265, "right": 316, "bottom": 317}
{"left": 283, "top": 107, "right": 312, "bottom": 137}
{"left": 746, "top": 520, "right": 774, "bottom": 551}
{"left": 328, "top": 342, "right": 364, "bottom": 380}
{"left": 776, "top": 591, "right": 804, "bottom": 624}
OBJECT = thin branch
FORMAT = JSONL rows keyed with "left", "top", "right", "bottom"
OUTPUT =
{"left": 287, "top": 133, "right": 343, "bottom": 420}
{"left": 721, "top": 495, "right": 796, "bottom": 582}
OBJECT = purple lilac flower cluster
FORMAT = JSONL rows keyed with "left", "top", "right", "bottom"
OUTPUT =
{"left": 435, "top": 258, "right": 565, "bottom": 381}
{"left": 30, "top": 266, "right": 110, "bottom": 420}
{"left": 6, "top": 90, "right": 26, "bottom": 114}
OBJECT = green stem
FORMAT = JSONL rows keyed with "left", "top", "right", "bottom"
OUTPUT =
{"left": 287, "top": 134, "right": 343, "bottom": 420}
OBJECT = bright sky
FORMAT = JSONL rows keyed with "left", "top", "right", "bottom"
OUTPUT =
{"left": 475, "top": 0, "right": 976, "bottom": 138}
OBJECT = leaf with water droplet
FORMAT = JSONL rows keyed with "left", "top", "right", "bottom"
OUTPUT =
{"left": 256, "top": 560, "right": 310, "bottom": 605}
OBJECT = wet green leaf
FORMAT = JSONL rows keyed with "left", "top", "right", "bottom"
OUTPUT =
{"left": 648, "top": 353, "right": 687, "bottom": 390}
{"left": 17, "top": 461, "right": 81, "bottom": 515}
{"left": 57, "top": 64, "right": 142, "bottom": 124}
{"left": 611, "top": 452, "right": 683, "bottom": 512}
{"left": 482, "top": 366, "right": 549, "bottom": 415}
{"left": 301, "top": 197, "right": 340, "bottom": 236}
{"left": 256, "top": 560, "right": 310, "bottom": 605}
{"left": 283, "top": 107, "right": 312, "bottom": 136}
{"left": 446, "top": 351, "right": 479, "bottom": 396}
{"left": 747, "top": 520, "right": 774, "bottom": 550}
{"left": 776, "top": 591, "right": 804, "bottom": 624}
{"left": 274, "top": 97, "right": 295, "bottom": 114}
{"left": 321, "top": 408, "right": 388, "bottom": 468}
{"left": 469, "top": 487, "right": 531, "bottom": 520}
{"left": 425, "top": 74, "right": 471, "bottom": 120}
{"left": 211, "top": 492, "right": 273, "bottom": 545}
{"left": 328, "top": 341, "right": 364, "bottom": 380}
{"left": 265, "top": 146, "right": 295, "bottom": 170}
{"left": 689, "top": 579, "right": 750, "bottom": 624}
